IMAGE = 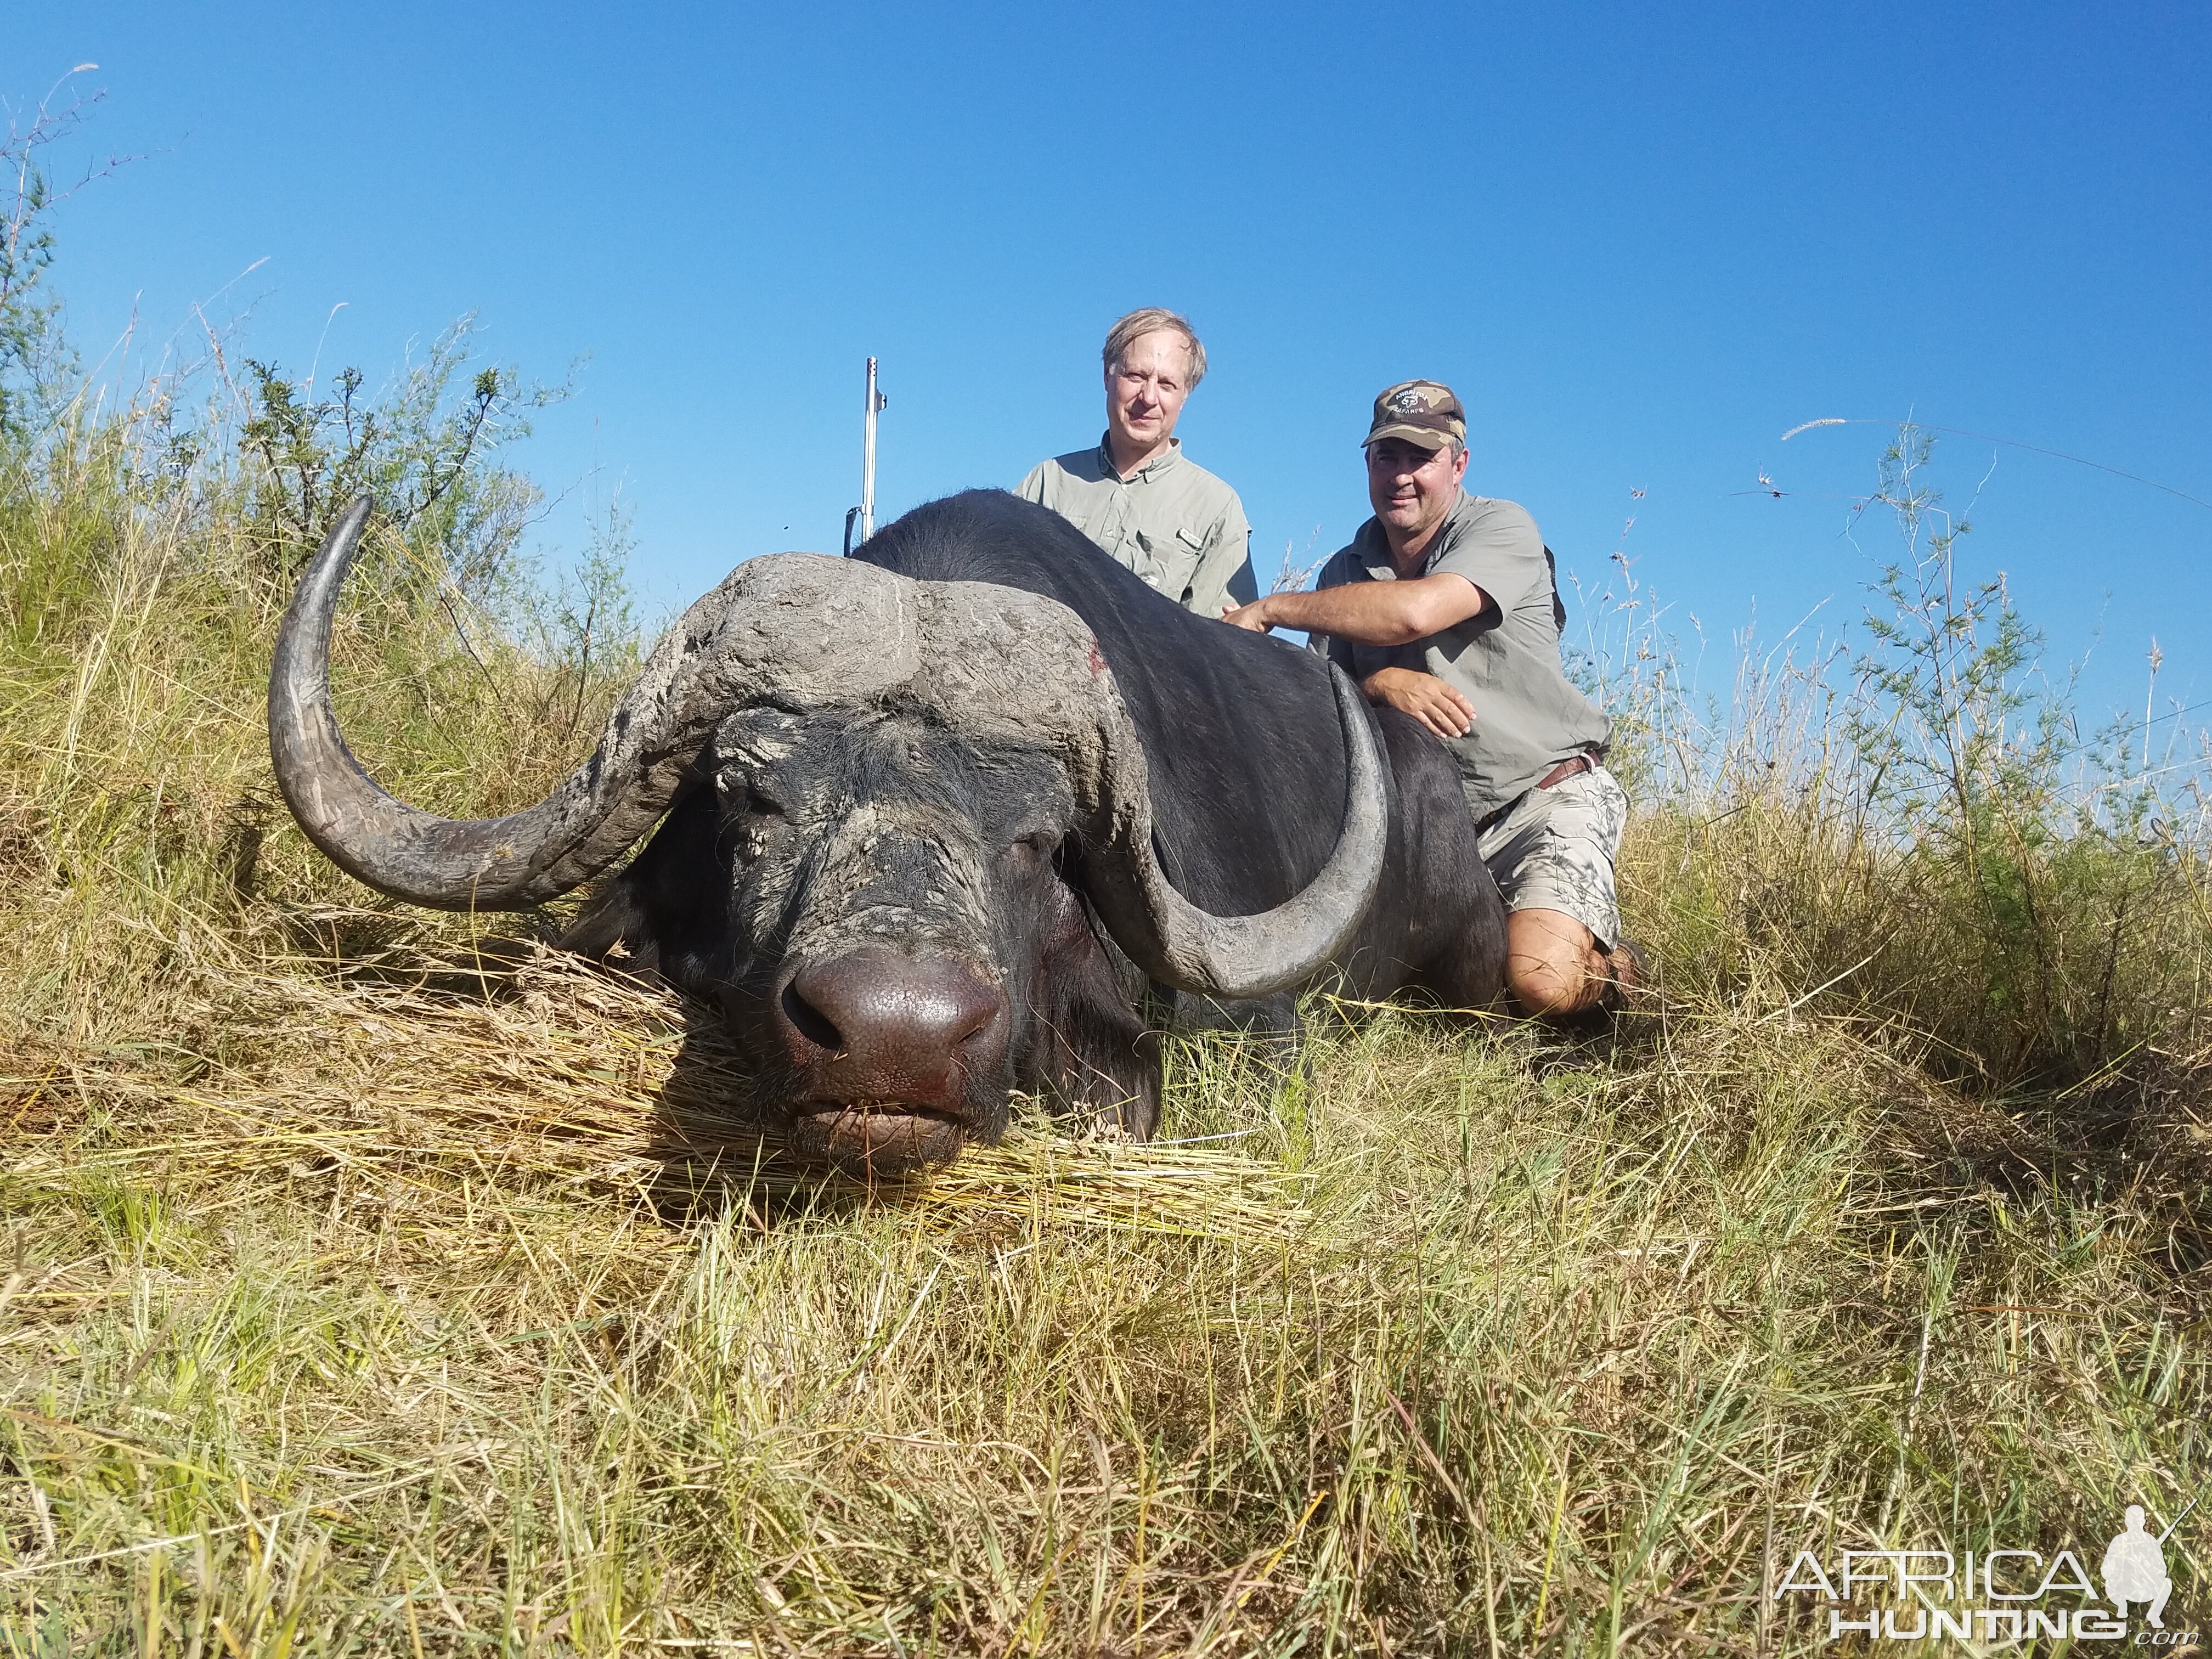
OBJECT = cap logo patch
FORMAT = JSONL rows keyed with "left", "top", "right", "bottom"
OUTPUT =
{"left": 1388, "top": 390, "right": 1427, "bottom": 415}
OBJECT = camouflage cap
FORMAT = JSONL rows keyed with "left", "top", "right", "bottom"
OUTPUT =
{"left": 1363, "top": 380, "right": 1465, "bottom": 451}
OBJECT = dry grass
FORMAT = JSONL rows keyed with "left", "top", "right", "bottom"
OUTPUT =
{"left": 2, "top": 408, "right": 2209, "bottom": 1654}
{"left": 7, "top": 944, "right": 2206, "bottom": 1655}
{"left": 8, "top": 943, "right": 1321, "bottom": 1246}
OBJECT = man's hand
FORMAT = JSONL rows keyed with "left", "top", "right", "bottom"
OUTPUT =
{"left": 1363, "top": 666, "right": 1474, "bottom": 737}
{"left": 1221, "top": 595, "right": 1274, "bottom": 632}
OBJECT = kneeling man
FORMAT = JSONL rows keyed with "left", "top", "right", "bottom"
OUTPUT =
{"left": 1224, "top": 381, "right": 1635, "bottom": 1018}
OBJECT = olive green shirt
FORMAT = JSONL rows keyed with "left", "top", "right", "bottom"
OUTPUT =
{"left": 1313, "top": 492, "right": 1610, "bottom": 819}
{"left": 1015, "top": 436, "right": 1255, "bottom": 618}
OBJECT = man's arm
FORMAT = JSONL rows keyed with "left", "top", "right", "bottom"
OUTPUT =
{"left": 1226, "top": 575, "right": 1486, "bottom": 738}
{"left": 1222, "top": 572, "right": 1487, "bottom": 645}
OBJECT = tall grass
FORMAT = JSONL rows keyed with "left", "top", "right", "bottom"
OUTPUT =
{"left": 1584, "top": 428, "right": 2211, "bottom": 1105}
{"left": 3, "top": 349, "right": 2208, "bottom": 1655}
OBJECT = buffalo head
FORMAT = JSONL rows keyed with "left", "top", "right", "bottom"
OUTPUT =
{"left": 268, "top": 498, "right": 1385, "bottom": 1175}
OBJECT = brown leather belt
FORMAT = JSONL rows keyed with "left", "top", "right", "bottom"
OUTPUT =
{"left": 1534, "top": 752, "right": 1599, "bottom": 792}
{"left": 1476, "top": 752, "right": 1600, "bottom": 836}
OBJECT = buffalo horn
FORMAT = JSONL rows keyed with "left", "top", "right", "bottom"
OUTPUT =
{"left": 267, "top": 498, "right": 921, "bottom": 909}
{"left": 866, "top": 578, "right": 1389, "bottom": 1001}
{"left": 1068, "top": 657, "right": 1389, "bottom": 1001}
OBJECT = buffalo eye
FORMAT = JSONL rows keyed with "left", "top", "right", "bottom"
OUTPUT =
{"left": 715, "top": 772, "right": 785, "bottom": 820}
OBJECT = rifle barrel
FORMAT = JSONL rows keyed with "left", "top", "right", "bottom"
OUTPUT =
{"left": 861, "top": 357, "right": 879, "bottom": 541}
{"left": 2155, "top": 1494, "right": 2198, "bottom": 1544}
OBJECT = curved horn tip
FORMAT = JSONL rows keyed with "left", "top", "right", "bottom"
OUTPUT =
{"left": 1086, "top": 657, "right": 1390, "bottom": 1002}
{"left": 266, "top": 501, "right": 824, "bottom": 912}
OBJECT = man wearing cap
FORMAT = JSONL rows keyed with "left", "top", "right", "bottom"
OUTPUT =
{"left": 1015, "top": 308, "right": 1259, "bottom": 618}
{"left": 1222, "top": 381, "right": 1636, "bottom": 1018}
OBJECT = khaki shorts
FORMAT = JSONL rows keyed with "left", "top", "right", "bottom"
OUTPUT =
{"left": 1470, "top": 765, "right": 1627, "bottom": 950}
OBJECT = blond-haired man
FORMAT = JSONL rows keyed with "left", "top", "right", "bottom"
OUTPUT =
{"left": 1015, "top": 308, "right": 1257, "bottom": 618}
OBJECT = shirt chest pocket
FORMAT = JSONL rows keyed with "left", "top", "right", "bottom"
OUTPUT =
{"left": 1148, "top": 524, "right": 1207, "bottom": 591}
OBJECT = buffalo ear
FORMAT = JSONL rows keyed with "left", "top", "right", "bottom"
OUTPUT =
{"left": 560, "top": 898, "right": 665, "bottom": 977}
{"left": 1024, "top": 871, "right": 1160, "bottom": 1137}
{"left": 560, "top": 787, "right": 729, "bottom": 980}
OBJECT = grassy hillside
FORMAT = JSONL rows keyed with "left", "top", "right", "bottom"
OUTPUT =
{"left": 2, "top": 377, "right": 2208, "bottom": 1656}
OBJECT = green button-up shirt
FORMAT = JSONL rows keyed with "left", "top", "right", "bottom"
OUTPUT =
{"left": 1015, "top": 435, "right": 1255, "bottom": 618}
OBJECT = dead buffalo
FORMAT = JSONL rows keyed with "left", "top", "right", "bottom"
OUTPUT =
{"left": 268, "top": 490, "right": 1505, "bottom": 1175}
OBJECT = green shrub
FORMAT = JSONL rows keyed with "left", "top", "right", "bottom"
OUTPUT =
{"left": 1606, "top": 425, "right": 2208, "bottom": 1110}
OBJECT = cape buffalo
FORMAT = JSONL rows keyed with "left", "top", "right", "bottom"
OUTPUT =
{"left": 268, "top": 490, "right": 1506, "bottom": 1175}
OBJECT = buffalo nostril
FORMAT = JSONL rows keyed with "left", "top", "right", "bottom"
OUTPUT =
{"left": 781, "top": 978, "right": 845, "bottom": 1052}
{"left": 783, "top": 950, "right": 1007, "bottom": 1089}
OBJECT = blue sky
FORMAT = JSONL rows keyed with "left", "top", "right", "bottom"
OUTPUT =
{"left": 13, "top": 2, "right": 2211, "bottom": 728}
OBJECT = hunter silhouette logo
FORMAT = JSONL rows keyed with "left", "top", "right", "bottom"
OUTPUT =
{"left": 2104, "top": 1500, "right": 2187, "bottom": 1628}
{"left": 1773, "top": 1497, "right": 2199, "bottom": 1644}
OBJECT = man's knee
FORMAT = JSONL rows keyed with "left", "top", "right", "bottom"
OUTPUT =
{"left": 1505, "top": 909, "right": 1603, "bottom": 1018}
{"left": 1507, "top": 958, "right": 1589, "bottom": 1017}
